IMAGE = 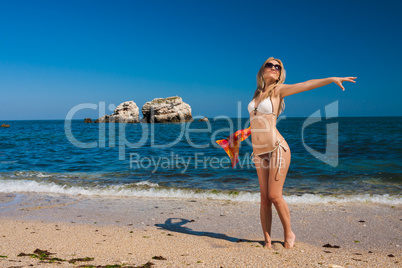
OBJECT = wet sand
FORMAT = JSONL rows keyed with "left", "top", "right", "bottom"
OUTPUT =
{"left": 0, "top": 193, "right": 400, "bottom": 267}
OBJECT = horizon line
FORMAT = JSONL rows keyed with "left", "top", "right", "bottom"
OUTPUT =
{"left": 1, "top": 115, "right": 402, "bottom": 121}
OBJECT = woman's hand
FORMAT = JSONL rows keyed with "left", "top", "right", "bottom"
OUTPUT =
{"left": 333, "top": 77, "right": 357, "bottom": 91}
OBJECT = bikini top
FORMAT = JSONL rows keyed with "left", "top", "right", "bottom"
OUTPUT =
{"left": 248, "top": 97, "right": 277, "bottom": 116}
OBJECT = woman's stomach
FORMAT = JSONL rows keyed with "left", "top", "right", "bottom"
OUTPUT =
{"left": 249, "top": 115, "right": 283, "bottom": 154}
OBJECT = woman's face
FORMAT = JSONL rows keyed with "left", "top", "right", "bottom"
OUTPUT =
{"left": 263, "top": 60, "right": 281, "bottom": 81}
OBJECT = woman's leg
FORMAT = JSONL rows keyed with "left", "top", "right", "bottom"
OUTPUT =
{"left": 267, "top": 142, "right": 295, "bottom": 249}
{"left": 255, "top": 153, "right": 273, "bottom": 248}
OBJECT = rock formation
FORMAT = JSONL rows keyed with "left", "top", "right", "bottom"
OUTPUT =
{"left": 198, "top": 117, "right": 209, "bottom": 122}
{"left": 95, "top": 101, "right": 140, "bottom": 123}
{"left": 141, "top": 96, "right": 192, "bottom": 123}
{"left": 84, "top": 118, "right": 93, "bottom": 123}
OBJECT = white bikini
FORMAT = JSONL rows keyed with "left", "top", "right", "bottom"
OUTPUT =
{"left": 248, "top": 97, "right": 288, "bottom": 175}
{"left": 248, "top": 97, "right": 277, "bottom": 116}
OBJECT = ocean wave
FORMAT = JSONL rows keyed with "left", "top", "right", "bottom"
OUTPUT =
{"left": 0, "top": 160, "right": 18, "bottom": 164}
{"left": 11, "top": 171, "right": 55, "bottom": 178}
{"left": 0, "top": 179, "right": 400, "bottom": 205}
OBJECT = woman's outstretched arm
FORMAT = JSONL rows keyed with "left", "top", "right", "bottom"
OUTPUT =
{"left": 277, "top": 77, "right": 356, "bottom": 98}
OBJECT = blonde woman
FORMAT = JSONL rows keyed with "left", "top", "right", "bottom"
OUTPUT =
{"left": 248, "top": 57, "right": 356, "bottom": 248}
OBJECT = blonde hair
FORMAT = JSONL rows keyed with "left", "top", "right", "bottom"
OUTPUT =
{"left": 252, "top": 57, "right": 286, "bottom": 115}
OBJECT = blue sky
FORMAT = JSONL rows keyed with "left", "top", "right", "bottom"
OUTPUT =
{"left": 1, "top": 0, "right": 401, "bottom": 120}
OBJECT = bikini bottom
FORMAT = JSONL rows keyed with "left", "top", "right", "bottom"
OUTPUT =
{"left": 251, "top": 139, "right": 288, "bottom": 176}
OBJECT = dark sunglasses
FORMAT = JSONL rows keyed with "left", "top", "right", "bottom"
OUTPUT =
{"left": 264, "top": 62, "right": 282, "bottom": 72}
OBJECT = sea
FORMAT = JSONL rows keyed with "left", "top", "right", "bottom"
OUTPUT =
{"left": 0, "top": 117, "right": 401, "bottom": 205}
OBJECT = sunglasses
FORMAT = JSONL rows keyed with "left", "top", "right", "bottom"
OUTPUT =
{"left": 264, "top": 62, "right": 282, "bottom": 72}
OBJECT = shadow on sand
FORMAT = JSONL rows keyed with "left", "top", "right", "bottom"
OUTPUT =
{"left": 155, "top": 218, "right": 284, "bottom": 247}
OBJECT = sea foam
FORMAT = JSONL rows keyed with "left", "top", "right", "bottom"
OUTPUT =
{"left": 0, "top": 179, "right": 400, "bottom": 205}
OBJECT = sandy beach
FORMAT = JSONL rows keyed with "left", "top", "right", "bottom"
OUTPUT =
{"left": 0, "top": 192, "right": 400, "bottom": 267}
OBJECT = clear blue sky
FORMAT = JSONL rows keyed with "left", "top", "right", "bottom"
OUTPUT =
{"left": 1, "top": 0, "right": 401, "bottom": 120}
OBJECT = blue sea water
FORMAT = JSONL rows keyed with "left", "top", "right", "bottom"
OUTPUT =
{"left": 0, "top": 117, "right": 401, "bottom": 204}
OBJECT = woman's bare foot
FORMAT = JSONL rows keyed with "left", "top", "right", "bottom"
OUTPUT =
{"left": 264, "top": 238, "right": 272, "bottom": 248}
{"left": 284, "top": 232, "right": 296, "bottom": 249}
{"left": 264, "top": 242, "right": 272, "bottom": 248}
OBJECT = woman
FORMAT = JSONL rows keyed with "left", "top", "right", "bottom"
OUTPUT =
{"left": 248, "top": 57, "right": 356, "bottom": 249}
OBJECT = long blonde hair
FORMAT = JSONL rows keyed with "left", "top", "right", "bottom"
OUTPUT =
{"left": 252, "top": 57, "right": 286, "bottom": 115}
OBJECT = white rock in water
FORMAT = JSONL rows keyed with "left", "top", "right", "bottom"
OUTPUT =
{"left": 96, "top": 101, "right": 140, "bottom": 123}
{"left": 141, "top": 96, "right": 192, "bottom": 123}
